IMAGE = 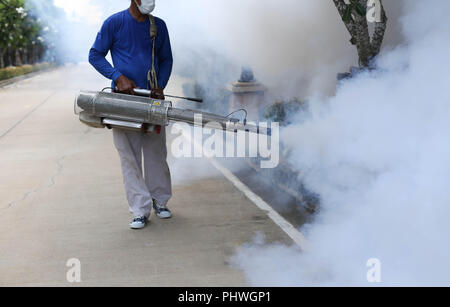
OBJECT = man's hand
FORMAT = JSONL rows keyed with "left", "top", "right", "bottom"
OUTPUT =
{"left": 116, "top": 75, "right": 137, "bottom": 95}
{"left": 151, "top": 88, "right": 165, "bottom": 100}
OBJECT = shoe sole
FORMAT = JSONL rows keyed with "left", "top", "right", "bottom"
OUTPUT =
{"left": 156, "top": 213, "right": 172, "bottom": 219}
{"left": 130, "top": 223, "right": 147, "bottom": 229}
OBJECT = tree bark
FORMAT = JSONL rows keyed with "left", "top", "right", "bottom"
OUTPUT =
{"left": 370, "top": 0, "right": 387, "bottom": 57}
{"left": 7, "top": 47, "right": 12, "bottom": 67}
{"left": 332, "top": 0, "right": 388, "bottom": 68}
{"left": 21, "top": 48, "right": 28, "bottom": 65}
{"left": 0, "top": 51, "right": 4, "bottom": 68}
{"left": 14, "top": 49, "right": 22, "bottom": 66}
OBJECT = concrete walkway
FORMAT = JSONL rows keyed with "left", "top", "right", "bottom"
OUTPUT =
{"left": 0, "top": 64, "right": 292, "bottom": 286}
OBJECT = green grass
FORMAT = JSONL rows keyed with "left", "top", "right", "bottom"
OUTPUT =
{"left": 0, "top": 63, "right": 55, "bottom": 82}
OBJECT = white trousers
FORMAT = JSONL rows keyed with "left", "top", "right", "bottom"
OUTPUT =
{"left": 113, "top": 127, "right": 172, "bottom": 218}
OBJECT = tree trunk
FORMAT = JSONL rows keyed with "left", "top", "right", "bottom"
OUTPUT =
{"left": 30, "top": 45, "right": 36, "bottom": 64}
{"left": 371, "top": 0, "right": 388, "bottom": 57}
{"left": 14, "top": 49, "right": 23, "bottom": 66}
{"left": 333, "top": 0, "right": 388, "bottom": 69}
{"left": 7, "top": 47, "right": 13, "bottom": 67}
{"left": 21, "top": 49, "right": 28, "bottom": 65}
{"left": 0, "top": 51, "right": 4, "bottom": 69}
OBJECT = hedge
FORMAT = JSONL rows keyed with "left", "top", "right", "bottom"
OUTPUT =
{"left": 0, "top": 63, "right": 55, "bottom": 82}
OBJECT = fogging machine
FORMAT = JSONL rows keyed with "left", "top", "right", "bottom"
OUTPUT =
{"left": 74, "top": 89, "right": 270, "bottom": 135}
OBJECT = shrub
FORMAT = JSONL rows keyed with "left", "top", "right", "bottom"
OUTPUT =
{"left": 264, "top": 98, "right": 308, "bottom": 126}
{"left": 0, "top": 63, "right": 54, "bottom": 82}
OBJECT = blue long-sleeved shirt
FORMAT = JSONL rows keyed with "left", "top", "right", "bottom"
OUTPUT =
{"left": 89, "top": 9, "right": 173, "bottom": 89}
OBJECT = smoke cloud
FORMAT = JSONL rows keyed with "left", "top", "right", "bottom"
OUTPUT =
{"left": 159, "top": 0, "right": 405, "bottom": 99}
{"left": 28, "top": 0, "right": 404, "bottom": 98}
{"left": 232, "top": 0, "right": 450, "bottom": 286}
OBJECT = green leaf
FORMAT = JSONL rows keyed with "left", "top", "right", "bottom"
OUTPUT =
{"left": 343, "top": 5, "right": 353, "bottom": 23}
{"left": 354, "top": 3, "right": 367, "bottom": 16}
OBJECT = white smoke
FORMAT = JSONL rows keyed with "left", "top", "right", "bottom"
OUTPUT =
{"left": 27, "top": 0, "right": 403, "bottom": 98}
{"left": 157, "top": 0, "right": 358, "bottom": 97}
{"left": 232, "top": 0, "right": 450, "bottom": 286}
{"left": 158, "top": 0, "right": 405, "bottom": 99}
{"left": 158, "top": 0, "right": 364, "bottom": 99}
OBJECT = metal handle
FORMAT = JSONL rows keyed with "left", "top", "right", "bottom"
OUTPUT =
{"left": 131, "top": 88, "right": 203, "bottom": 103}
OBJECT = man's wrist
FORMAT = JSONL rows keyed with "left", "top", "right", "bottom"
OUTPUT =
{"left": 112, "top": 71, "right": 123, "bottom": 83}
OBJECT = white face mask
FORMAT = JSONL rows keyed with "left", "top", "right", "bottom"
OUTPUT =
{"left": 135, "top": 0, "right": 155, "bottom": 15}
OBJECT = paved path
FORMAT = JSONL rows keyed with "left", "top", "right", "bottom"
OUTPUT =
{"left": 0, "top": 64, "right": 293, "bottom": 286}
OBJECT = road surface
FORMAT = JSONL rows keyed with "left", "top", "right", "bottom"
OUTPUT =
{"left": 0, "top": 64, "right": 295, "bottom": 286}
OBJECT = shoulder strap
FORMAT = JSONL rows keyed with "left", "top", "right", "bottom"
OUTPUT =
{"left": 147, "top": 14, "right": 159, "bottom": 90}
{"left": 149, "top": 14, "right": 158, "bottom": 39}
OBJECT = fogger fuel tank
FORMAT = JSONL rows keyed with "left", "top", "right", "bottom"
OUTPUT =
{"left": 74, "top": 90, "right": 270, "bottom": 135}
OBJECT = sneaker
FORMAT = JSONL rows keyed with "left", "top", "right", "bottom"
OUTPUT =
{"left": 153, "top": 199, "right": 172, "bottom": 219}
{"left": 130, "top": 216, "right": 148, "bottom": 229}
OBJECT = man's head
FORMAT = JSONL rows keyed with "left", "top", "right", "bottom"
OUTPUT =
{"left": 133, "top": 0, "right": 155, "bottom": 15}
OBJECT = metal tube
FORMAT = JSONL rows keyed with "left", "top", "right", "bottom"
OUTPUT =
{"left": 76, "top": 91, "right": 172, "bottom": 126}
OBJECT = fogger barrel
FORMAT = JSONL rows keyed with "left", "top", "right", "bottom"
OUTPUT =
{"left": 74, "top": 91, "right": 270, "bottom": 135}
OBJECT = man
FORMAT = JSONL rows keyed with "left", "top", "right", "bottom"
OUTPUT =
{"left": 89, "top": 0, "right": 173, "bottom": 229}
